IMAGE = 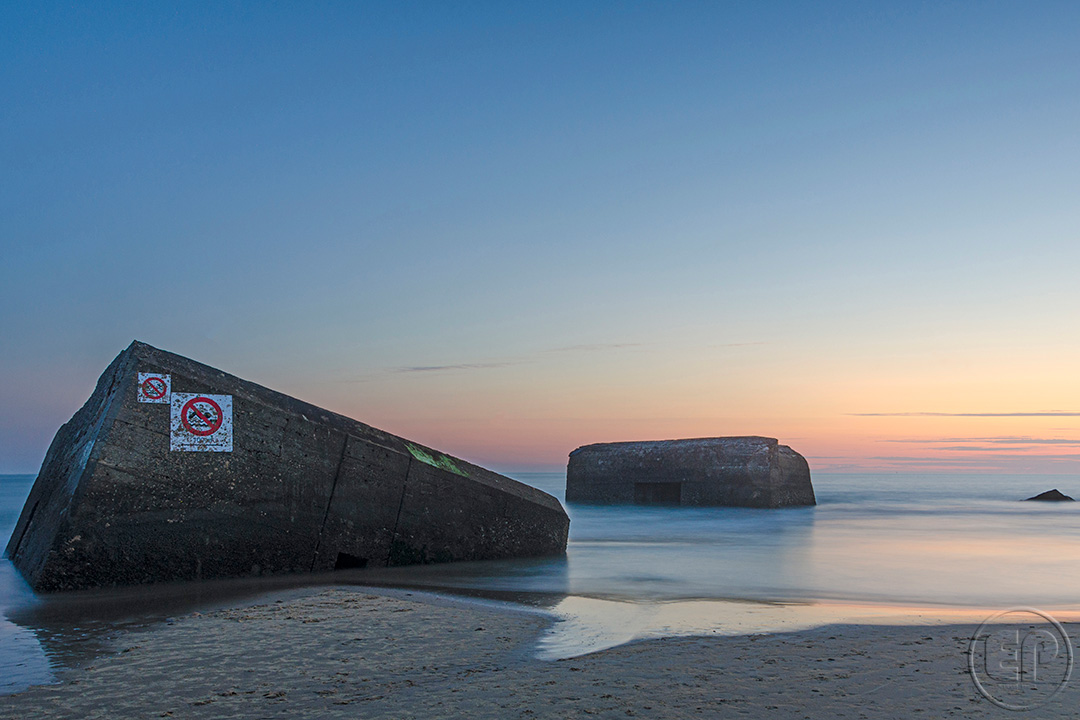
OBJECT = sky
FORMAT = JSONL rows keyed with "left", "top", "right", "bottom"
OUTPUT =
{"left": 3, "top": 1, "right": 1080, "bottom": 475}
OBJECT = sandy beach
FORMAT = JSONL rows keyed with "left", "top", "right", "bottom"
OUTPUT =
{"left": 1, "top": 585, "right": 1068, "bottom": 720}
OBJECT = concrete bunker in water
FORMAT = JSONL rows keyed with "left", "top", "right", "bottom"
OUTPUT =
{"left": 565, "top": 436, "right": 815, "bottom": 509}
{"left": 6, "top": 341, "right": 570, "bottom": 592}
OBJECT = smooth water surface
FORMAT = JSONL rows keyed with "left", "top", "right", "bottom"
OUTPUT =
{"left": 368, "top": 471, "right": 1080, "bottom": 608}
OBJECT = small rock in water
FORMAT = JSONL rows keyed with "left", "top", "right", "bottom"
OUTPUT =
{"left": 1024, "top": 489, "right": 1074, "bottom": 502}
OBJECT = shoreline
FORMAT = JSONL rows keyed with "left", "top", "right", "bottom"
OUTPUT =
{"left": 3, "top": 584, "right": 1079, "bottom": 718}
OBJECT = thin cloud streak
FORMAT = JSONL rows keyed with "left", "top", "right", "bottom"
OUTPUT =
{"left": 381, "top": 340, "right": 651, "bottom": 376}
{"left": 391, "top": 362, "right": 519, "bottom": 374}
{"left": 851, "top": 412, "right": 1080, "bottom": 417}
{"left": 931, "top": 446, "right": 1080, "bottom": 453}
{"left": 871, "top": 454, "right": 1080, "bottom": 462}
{"left": 544, "top": 342, "right": 647, "bottom": 353}
{"left": 706, "top": 341, "right": 769, "bottom": 348}
{"left": 884, "top": 436, "right": 1080, "bottom": 445}
{"left": 360, "top": 338, "right": 764, "bottom": 378}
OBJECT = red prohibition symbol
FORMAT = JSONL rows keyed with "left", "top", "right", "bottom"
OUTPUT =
{"left": 180, "top": 396, "right": 223, "bottom": 436}
{"left": 142, "top": 376, "right": 167, "bottom": 400}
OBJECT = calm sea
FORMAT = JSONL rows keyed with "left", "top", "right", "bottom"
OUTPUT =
{"left": 3, "top": 471, "right": 1080, "bottom": 691}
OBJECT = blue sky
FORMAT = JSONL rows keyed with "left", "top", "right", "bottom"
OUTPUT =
{"left": 4, "top": 2, "right": 1080, "bottom": 473}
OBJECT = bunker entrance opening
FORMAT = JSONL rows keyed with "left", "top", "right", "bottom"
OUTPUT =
{"left": 334, "top": 552, "right": 369, "bottom": 570}
{"left": 634, "top": 482, "right": 682, "bottom": 505}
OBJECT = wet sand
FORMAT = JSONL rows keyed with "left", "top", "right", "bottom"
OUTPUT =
{"left": 0, "top": 586, "right": 1073, "bottom": 719}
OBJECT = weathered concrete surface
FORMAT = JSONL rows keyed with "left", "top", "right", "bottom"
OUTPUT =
{"left": 565, "top": 437, "right": 815, "bottom": 508}
{"left": 5, "top": 341, "right": 569, "bottom": 592}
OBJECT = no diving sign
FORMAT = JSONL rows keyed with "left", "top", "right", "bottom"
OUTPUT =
{"left": 138, "top": 373, "right": 171, "bottom": 403}
{"left": 171, "top": 393, "right": 233, "bottom": 452}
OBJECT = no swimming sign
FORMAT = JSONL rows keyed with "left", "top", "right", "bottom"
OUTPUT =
{"left": 137, "top": 373, "right": 170, "bottom": 403}
{"left": 170, "top": 393, "right": 233, "bottom": 452}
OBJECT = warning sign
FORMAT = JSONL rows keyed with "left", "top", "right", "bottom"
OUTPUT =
{"left": 170, "top": 393, "right": 233, "bottom": 452}
{"left": 138, "top": 373, "right": 171, "bottom": 403}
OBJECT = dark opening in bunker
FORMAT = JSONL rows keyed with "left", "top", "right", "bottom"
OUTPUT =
{"left": 634, "top": 482, "right": 682, "bottom": 505}
{"left": 334, "top": 552, "right": 369, "bottom": 570}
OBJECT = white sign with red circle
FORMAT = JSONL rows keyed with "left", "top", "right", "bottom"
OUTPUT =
{"left": 170, "top": 393, "right": 233, "bottom": 452}
{"left": 138, "top": 373, "right": 171, "bottom": 403}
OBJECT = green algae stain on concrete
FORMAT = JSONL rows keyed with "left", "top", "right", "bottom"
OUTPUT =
{"left": 405, "top": 443, "right": 469, "bottom": 477}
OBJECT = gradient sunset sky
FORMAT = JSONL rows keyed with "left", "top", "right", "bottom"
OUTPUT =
{"left": 3, "top": 2, "right": 1080, "bottom": 474}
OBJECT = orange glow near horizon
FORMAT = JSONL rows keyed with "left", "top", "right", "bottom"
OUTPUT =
{"left": 275, "top": 337, "right": 1080, "bottom": 474}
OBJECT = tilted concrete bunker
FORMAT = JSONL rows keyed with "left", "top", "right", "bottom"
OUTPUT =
{"left": 6, "top": 341, "right": 569, "bottom": 592}
{"left": 566, "top": 436, "right": 815, "bottom": 508}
